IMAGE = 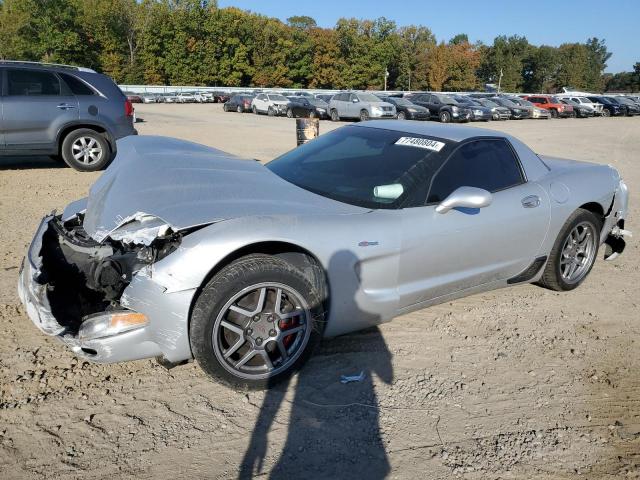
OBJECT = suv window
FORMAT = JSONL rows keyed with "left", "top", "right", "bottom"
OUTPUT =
{"left": 60, "top": 73, "right": 95, "bottom": 95}
{"left": 7, "top": 69, "right": 61, "bottom": 96}
{"left": 427, "top": 139, "right": 524, "bottom": 204}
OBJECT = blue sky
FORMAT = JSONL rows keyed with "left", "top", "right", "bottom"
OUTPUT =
{"left": 218, "top": 0, "right": 639, "bottom": 73}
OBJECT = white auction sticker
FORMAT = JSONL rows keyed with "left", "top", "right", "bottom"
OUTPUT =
{"left": 395, "top": 137, "right": 446, "bottom": 151}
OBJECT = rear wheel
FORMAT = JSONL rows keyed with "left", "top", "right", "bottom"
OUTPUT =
{"left": 190, "top": 254, "right": 326, "bottom": 389}
{"left": 439, "top": 110, "right": 451, "bottom": 123}
{"left": 397, "top": 111, "right": 406, "bottom": 120}
{"left": 602, "top": 109, "right": 611, "bottom": 117}
{"left": 223, "top": 103, "right": 229, "bottom": 112}
{"left": 61, "top": 128, "right": 111, "bottom": 172}
{"left": 537, "top": 209, "right": 602, "bottom": 291}
{"left": 236, "top": 105, "right": 242, "bottom": 113}
{"left": 252, "top": 106, "right": 258, "bottom": 114}
{"left": 550, "top": 109, "right": 558, "bottom": 118}
{"left": 286, "top": 108, "right": 293, "bottom": 118}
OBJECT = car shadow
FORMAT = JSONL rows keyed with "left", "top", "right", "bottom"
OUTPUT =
{"left": 239, "top": 250, "right": 394, "bottom": 479}
{"left": 0, "top": 155, "right": 65, "bottom": 170}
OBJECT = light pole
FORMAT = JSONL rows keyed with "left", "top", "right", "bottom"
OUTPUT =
{"left": 497, "top": 68, "right": 503, "bottom": 93}
{"left": 384, "top": 68, "right": 389, "bottom": 91}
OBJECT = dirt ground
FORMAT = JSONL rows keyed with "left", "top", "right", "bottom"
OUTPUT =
{"left": 0, "top": 104, "right": 638, "bottom": 479}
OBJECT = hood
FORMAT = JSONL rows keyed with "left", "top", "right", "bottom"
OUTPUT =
{"left": 83, "top": 136, "right": 366, "bottom": 243}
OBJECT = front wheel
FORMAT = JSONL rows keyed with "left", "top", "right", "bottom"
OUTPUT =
{"left": 223, "top": 103, "right": 229, "bottom": 112}
{"left": 397, "top": 111, "right": 406, "bottom": 120}
{"left": 236, "top": 105, "right": 242, "bottom": 113}
{"left": 252, "top": 106, "right": 258, "bottom": 114}
{"left": 439, "top": 110, "right": 451, "bottom": 123}
{"left": 602, "top": 109, "right": 611, "bottom": 117}
{"left": 359, "top": 109, "right": 369, "bottom": 121}
{"left": 286, "top": 108, "right": 293, "bottom": 118}
{"left": 61, "top": 128, "right": 111, "bottom": 172}
{"left": 267, "top": 106, "right": 275, "bottom": 116}
{"left": 537, "top": 209, "right": 602, "bottom": 291}
{"left": 190, "top": 254, "right": 326, "bottom": 389}
{"left": 550, "top": 109, "right": 558, "bottom": 118}
{"left": 330, "top": 109, "right": 340, "bottom": 122}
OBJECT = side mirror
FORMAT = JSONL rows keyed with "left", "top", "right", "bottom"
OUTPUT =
{"left": 435, "top": 186, "right": 492, "bottom": 214}
{"left": 352, "top": 98, "right": 359, "bottom": 103}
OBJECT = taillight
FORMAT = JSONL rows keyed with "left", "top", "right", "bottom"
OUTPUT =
{"left": 125, "top": 98, "right": 134, "bottom": 117}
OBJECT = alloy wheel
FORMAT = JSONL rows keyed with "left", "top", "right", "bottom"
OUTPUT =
{"left": 212, "top": 283, "right": 312, "bottom": 380}
{"left": 71, "top": 136, "right": 103, "bottom": 165}
{"left": 559, "top": 221, "right": 597, "bottom": 284}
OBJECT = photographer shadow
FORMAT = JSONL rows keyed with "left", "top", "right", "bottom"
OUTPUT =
{"left": 239, "top": 250, "right": 394, "bottom": 479}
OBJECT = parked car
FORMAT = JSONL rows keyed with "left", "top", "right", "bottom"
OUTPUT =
{"left": 212, "top": 91, "right": 230, "bottom": 103}
{"left": 379, "top": 96, "right": 429, "bottom": 120}
{"left": 251, "top": 93, "right": 290, "bottom": 116}
{"left": 124, "top": 92, "right": 142, "bottom": 103}
{"left": 0, "top": 60, "right": 136, "bottom": 171}
{"left": 558, "top": 96, "right": 604, "bottom": 116}
{"left": 508, "top": 97, "right": 551, "bottom": 119}
{"left": 328, "top": 92, "right": 396, "bottom": 121}
{"left": 559, "top": 99, "right": 593, "bottom": 118}
{"left": 489, "top": 97, "right": 531, "bottom": 119}
{"left": 162, "top": 93, "right": 178, "bottom": 103}
{"left": 176, "top": 92, "right": 197, "bottom": 103}
{"left": 408, "top": 93, "right": 472, "bottom": 123}
{"left": 586, "top": 96, "right": 626, "bottom": 117}
{"left": 141, "top": 93, "right": 160, "bottom": 104}
{"left": 285, "top": 96, "right": 329, "bottom": 119}
{"left": 223, "top": 94, "right": 254, "bottom": 113}
{"left": 609, "top": 96, "right": 640, "bottom": 116}
{"left": 452, "top": 96, "right": 493, "bottom": 121}
{"left": 472, "top": 98, "right": 512, "bottom": 120}
{"left": 19, "top": 124, "right": 630, "bottom": 388}
{"left": 523, "top": 95, "right": 572, "bottom": 118}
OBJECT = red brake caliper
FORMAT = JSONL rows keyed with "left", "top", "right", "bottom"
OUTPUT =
{"left": 279, "top": 317, "right": 299, "bottom": 348}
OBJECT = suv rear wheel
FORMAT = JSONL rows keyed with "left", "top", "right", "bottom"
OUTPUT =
{"left": 61, "top": 128, "right": 111, "bottom": 172}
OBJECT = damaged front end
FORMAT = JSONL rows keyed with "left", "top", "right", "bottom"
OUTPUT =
{"left": 18, "top": 211, "right": 195, "bottom": 363}
{"left": 603, "top": 177, "right": 632, "bottom": 261}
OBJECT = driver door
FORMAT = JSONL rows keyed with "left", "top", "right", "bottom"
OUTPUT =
{"left": 397, "top": 138, "right": 550, "bottom": 309}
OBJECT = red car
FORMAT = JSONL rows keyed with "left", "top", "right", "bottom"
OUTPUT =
{"left": 524, "top": 95, "right": 573, "bottom": 118}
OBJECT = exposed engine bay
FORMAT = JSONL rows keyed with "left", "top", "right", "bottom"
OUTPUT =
{"left": 39, "top": 214, "right": 182, "bottom": 333}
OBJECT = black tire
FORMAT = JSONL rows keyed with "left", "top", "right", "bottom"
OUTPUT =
{"left": 60, "top": 128, "right": 111, "bottom": 172}
{"left": 359, "top": 109, "right": 369, "bottom": 121}
{"left": 223, "top": 103, "right": 229, "bottom": 112}
{"left": 330, "top": 109, "right": 340, "bottom": 122}
{"left": 236, "top": 105, "right": 242, "bottom": 113}
{"left": 190, "top": 254, "right": 326, "bottom": 389}
{"left": 397, "top": 111, "right": 406, "bottom": 120}
{"left": 537, "top": 208, "right": 602, "bottom": 292}
{"left": 550, "top": 109, "right": 558, "bottom": 118}
{"left": 286, "top": 108, "right": 293, "bottom": 118}
{"left": 439, "top": 110, "right": 451, "bottom": 123}
{"left": 308, "top": 110, "right": 316, "bottom": 119}
{"left": 267, "top": 106, "right": 275, "bottom": 116}
{"left": 602, "top": 109, "right": 611, "bottom": 117}
{"left": 252, "top": 105, "right": 258, "bottom": 114}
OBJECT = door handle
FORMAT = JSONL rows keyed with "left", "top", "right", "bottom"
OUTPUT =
{"left": 521, "top": 195, "right": 541, "bottom": 208}
{"left": 57, "top": 103, "right": 76, "bottom": 110}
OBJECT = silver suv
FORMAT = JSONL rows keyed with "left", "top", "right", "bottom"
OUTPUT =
{"left": 0, "top": 61, "right": 137, "bottom": 171}
{"left": 329, "top": 92, "right": 396, "bottom": 121}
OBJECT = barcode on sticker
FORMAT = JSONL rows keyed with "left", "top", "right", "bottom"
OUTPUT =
{"left": 395, "top": 137, "right": 445, "bottom": 151}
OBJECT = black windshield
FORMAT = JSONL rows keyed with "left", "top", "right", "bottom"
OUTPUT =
{"left": 267, "top": 126, "right": 453, "bottom": 209}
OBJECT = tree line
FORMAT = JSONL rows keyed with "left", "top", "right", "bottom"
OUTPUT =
{"left": 1, "top": 0, "right": 638, "bottom": 92}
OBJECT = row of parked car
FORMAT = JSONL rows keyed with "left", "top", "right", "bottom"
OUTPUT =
{"left": 125, "top": 91, "right": 230, "bottom": 104}
{"left": 218, "top": 90, "right": 640, "bottom": 123}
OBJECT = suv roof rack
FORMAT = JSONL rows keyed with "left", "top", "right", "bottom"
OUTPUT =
{"left": 0, "top": 60, "right": 96, "bottom": 73}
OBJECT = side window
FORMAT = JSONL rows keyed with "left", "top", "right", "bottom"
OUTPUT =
{"left": 7, "top": 69, "right": 61, "bottom": 96}
{"left": 350, "top": 94, "right": 358, "bottom": 102}
{"left": 60, "top": 73, "right": 95, "bottom": 95}
{"left": 427, "top": 139, "right": 524, "bottom": 204}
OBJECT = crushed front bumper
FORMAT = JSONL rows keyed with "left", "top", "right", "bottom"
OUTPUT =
{"left": 602, "top": 179, "right": 631, "bottom": 261}
{"left": 18, "top": 215, "right": 195, "bottom": 364}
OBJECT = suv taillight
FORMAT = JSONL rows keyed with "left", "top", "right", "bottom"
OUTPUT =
{"left": 125, "top": 98, "right": 134, "bottom": 117}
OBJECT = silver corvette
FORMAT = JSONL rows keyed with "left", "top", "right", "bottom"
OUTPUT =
{"left": 19, "top": 122, "right": 630, "bottom": 388}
